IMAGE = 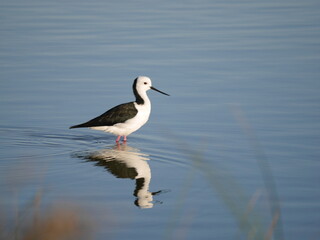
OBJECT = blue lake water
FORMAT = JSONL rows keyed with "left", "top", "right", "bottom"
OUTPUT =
{"left": 1, "top": 0, "right": 319, "bottom": 239}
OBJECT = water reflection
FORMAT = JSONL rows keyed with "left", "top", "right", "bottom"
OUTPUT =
{"left": 76, "top": 143, "right": 165, "bottom": 209}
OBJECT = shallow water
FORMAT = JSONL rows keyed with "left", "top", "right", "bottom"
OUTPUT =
{"left": 1, "top": 0, "right": 320, "bottom": 240}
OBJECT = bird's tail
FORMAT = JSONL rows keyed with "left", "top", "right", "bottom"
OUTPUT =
{"left": 69, "top": 123, "right": 88, "bottom": 129}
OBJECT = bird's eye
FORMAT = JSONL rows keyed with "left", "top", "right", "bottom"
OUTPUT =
{"left": 144, "top": 82, "right": 147, "bottom": 85}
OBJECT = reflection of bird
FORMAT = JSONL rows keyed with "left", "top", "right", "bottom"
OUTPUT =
{"left": 79, "top": 144, "right": 164, "bottom": 208}
{"left": 70, "top": 76, "right": 169, "bottom": 142}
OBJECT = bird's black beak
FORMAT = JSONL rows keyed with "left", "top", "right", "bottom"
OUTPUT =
{"left": 150, "top": 86, "right": 170, "bottom": 96}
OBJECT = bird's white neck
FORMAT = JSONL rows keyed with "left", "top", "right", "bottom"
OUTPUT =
{"left": 134, "top": 86, "right": 151, "bottom": 106}
{"left": 138, "top": 90, "right": 151, "bottom": 106}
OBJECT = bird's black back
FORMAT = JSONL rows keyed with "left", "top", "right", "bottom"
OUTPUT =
{"left": 70, "top": 102, "right": 138, "bottom": 128}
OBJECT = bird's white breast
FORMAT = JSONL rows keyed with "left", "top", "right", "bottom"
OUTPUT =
{"left": 123, "top": 102, "right": 151, "bottom": 132}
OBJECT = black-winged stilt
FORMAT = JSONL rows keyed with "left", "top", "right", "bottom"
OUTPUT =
{"left": 69, "top": 76, "right": 169, "bottom": 142}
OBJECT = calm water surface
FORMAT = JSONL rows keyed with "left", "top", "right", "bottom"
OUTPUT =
{"left": 1, "top": 1, "right": 319, "bottom": 240}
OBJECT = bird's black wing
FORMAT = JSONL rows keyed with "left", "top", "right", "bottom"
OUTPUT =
{"left": 70, "top": 102, "right": 137, "bottom": 128}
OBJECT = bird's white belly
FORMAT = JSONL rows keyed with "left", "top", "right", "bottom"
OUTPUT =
{"left": 91, "top": 103, "right": 151, "bottom": 136}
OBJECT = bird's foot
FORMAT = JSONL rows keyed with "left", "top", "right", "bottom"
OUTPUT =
{"left": 116, "top": 136, "right": 127, "bottom": 142}
{"left": 115, "top": 136, "right": 121, "bottom": 142}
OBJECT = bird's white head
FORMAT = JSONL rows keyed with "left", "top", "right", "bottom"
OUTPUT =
{"left": 133, "top": 76, "right": 169, "bottom": 105}
{"left": 135, "top": 76, "right": 153, "bottom": 93}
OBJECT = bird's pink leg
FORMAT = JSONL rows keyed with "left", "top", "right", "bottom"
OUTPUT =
{"left": 123, "top": 136, "right": 127, "bottom": 142}
{"left": 116, "top": 136, "right": 121, "bottom": 142}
